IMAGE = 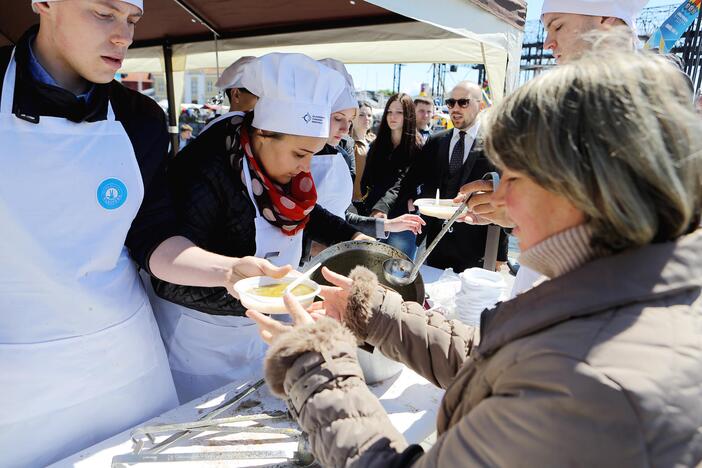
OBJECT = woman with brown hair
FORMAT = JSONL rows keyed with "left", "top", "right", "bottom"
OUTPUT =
{"left": 247, "top": 48, "right": 702, "bottom": 467}
{"left": 356, "top": 93, "right": 423, "bottom": 258}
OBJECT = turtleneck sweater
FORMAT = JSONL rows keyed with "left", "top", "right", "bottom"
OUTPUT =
{"left": 518, "top": 224, "right": 599, "bottom": 280}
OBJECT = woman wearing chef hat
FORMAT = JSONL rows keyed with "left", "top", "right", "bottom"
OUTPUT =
{"left": 306, "top": 58, "right": 425, "bottom": 257}
{"left": 310, "top": 58, "right": 359, "bottom": 218}
{"left": 0, "top": 1, "right": 296, "bottom": 465}
{"left": 148, "top": 52, "right": 368, "bottom": 403}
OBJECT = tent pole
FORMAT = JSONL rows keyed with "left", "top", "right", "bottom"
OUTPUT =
{"left": 163, "top": 42, "right": 180, "bottom": 156}
{"left": 170, "top": 0, "right": 220, "bottom": 36}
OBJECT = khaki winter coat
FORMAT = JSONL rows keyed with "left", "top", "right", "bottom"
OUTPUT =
{"left": 264, "top": 231, "right": 702, "bottom": 467}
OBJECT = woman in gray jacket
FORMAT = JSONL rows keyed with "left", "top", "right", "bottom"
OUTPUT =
{"left": 246, "top": 48, "right": 702, "bottom": 468}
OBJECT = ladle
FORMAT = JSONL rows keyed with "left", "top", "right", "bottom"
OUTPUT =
{"left": 382, "top": 172, "right": 500, "bottom": 287}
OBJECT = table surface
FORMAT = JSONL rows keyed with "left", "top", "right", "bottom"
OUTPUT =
{"left": 53, "top": 365, "right": 444, "bottom": 467}
{"left": 53, "top": 265, "right": 508, "bottom": 467}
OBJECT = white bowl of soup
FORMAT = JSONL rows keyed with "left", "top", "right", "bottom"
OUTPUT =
{"left": 413, "top": 198, "right": 462, "bottom": 220}
{"left": 234, "top": 275, "right": 321, "bottom": 314}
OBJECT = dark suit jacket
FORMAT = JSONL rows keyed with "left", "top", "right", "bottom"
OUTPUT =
{"left": 399, "top": 129, "right": 508, "bottom": 271}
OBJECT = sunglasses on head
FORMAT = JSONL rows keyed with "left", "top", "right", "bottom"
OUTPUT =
{"left": 446, "top": 98, "right": 472, "bottom": 108}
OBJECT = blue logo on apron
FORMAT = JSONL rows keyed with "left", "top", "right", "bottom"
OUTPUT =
{"left": 97, "top": 178, "right": 128, "bottom": 210}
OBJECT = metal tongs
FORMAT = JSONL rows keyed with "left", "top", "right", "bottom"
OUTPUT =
{"left": 111, "top": 379, "right": 316, "bottom": 466}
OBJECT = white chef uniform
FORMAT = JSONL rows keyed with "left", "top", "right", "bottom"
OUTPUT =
{"left": 310, "top": 58, "right": 357, "bottom": 217}
{"left": 0, "top": 43, "right": 177, "bottom": 467}
{"left": 150, "top": 53, "right": 346, "bottom": 403}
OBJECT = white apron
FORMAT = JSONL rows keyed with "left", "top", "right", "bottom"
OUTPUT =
{"left": 150, "top": 157, "right": 304, "bottom": 404}
{"left": 0, "top": 50, "right": 177, "bottom": 467}
{"left": 310, "top": 152, "right": 353, "bottom": 218}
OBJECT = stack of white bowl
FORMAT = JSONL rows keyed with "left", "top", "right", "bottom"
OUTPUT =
{"left": 455, "top": 268, "right": 507, "bottom": 327}
{"left": 424, "top": 268, "right": 461, "bottom": 317}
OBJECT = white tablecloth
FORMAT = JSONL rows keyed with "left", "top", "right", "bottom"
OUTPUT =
{"left": 53, "top": 365, "right": 443, "bottom": 467}
{"left": 53, "top": 264, "right": 511, "bottom": 467}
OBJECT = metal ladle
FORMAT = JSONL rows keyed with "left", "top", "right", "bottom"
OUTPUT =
{"left": 382, "top": 172, "right": 500, "bottom": 287}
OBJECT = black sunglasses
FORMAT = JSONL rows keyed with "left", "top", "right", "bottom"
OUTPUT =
{"left": 446, "top": 98, "right": 472, "bottom": 108}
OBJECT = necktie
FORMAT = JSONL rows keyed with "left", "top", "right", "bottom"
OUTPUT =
{"left": 449, "top": 131, "right": 466, "bottom": 175}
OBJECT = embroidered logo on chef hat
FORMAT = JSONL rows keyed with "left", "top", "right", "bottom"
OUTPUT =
{"left": 240, "top": 53, "right": 346, "bottom": 138}
{"left": 97, "top": 178, "right": 128, "bottom": 210}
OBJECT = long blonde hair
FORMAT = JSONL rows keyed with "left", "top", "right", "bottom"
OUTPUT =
{"left": 484, "top": 48, "right": 702, "bottom": 253}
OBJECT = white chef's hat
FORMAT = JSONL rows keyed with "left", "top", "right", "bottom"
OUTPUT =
{"left": 240, "top": 53, "right": 346, "bottom": 139}
{"left": 318, "top": 58, "right": 358, "bottom": 113}
{"left": 215, "top": 56, "right": 257, "bottom": 91}
{"left": 32, "top": 0, "right": 143, "bottom": 13}
{"left": 541, "top": 0, "right": 647, "bottom": 28}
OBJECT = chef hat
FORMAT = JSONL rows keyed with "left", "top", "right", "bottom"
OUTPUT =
{"left": 215, "top": 56, "right": 257, "bottom": 91}
{"left": 541, "top": 0, "right": 647, "bottom": 28}
{"left": 318, "top": 58, "right": 358, "bottom": 113}
{"left": 240, "top": 53, "right": 346, "bottom": 139}
{"left": 32, "top": 0, "right": 143, "bottom": 13}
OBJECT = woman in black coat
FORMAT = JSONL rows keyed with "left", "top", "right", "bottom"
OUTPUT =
{"left": 356, "top": 93, "right": 423, "bottom": 259}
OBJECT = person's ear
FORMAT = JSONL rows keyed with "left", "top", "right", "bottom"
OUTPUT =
{"left": 232, "top": 88, "right": 241, "bottom": 103}
{"left": 601, "top": 16, "right": 620, "bottom": 27}
{"left": 33, "top": 1, "right": 54, "bottom": 16}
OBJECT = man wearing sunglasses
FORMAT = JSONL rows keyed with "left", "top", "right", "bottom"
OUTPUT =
{"left": 394, "top": 81, "right": 507, "bottom": 273}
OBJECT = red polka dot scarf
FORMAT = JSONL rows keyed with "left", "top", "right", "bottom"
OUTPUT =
{"left": 238, "top": 127, "right": 317, "bottom": 236}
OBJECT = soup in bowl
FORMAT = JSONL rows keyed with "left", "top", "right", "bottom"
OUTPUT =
{"left": 234, "top": 275, "right": 321, "bottom": 314}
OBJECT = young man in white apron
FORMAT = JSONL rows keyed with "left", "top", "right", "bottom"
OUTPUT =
{"left": 0, "top": 2, "right": 289, "bottom": 466}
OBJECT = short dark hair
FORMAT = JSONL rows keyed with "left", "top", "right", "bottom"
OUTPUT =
{"left": 414, "top": 96, "right": 433, "bottom": 107}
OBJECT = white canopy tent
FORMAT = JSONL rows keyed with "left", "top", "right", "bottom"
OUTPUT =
{"left": 121, "top": 0, "right": 525, "bottom": 112}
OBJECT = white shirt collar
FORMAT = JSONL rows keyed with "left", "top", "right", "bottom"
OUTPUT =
{"left": 452, "top": 121, "right": 480, "bottom": 141}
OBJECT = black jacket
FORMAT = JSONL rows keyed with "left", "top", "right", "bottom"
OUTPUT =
{"left": 0, "top": 26, "right": 180, "bottom": 272}
{"left": 400, "top": 129, "right": 508, "bottom": 271}
{"left": 153, "top": 115, "right": 359, "bottom": 316}
{"left": 355, "top": 141, "right": 414, "bottom": 217}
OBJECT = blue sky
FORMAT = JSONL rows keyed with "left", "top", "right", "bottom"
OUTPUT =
{"left": 347, "top": 0, "right": 678, "bottom": 95}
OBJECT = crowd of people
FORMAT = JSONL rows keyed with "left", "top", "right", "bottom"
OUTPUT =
{"left": 1, "top": 0, "right": 701, "bottom": 466}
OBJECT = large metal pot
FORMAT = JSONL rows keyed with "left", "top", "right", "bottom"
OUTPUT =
{"left": 306, "top": 241, "right": 426, "bottom": 383}
{"left": 305, "top": 240, "right": 425, "bottom": 303}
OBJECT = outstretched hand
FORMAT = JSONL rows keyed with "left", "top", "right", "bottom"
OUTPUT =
{"left": 453, "top": 180, "right": 514, "bottom": 227}
{"left": 246, "top": 292, "right": 314, "bottom": 344}
{"left": 306, "top": 267, "right": 353, "bottom": 323}
{"left": 384, "top": 214, "right": 426, "bottom": 234}
{"left": 245, "top": 267, "right": 354, "bottom": 344}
